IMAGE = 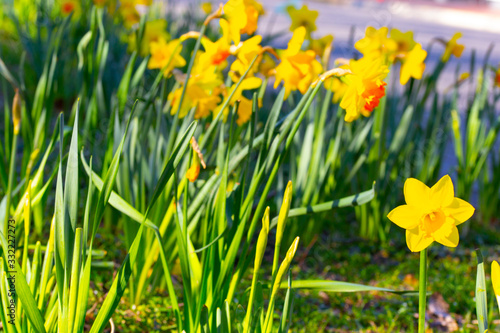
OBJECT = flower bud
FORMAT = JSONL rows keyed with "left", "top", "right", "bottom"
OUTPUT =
{"left": 13, "top": 89, "right": 22, "bottom": 135}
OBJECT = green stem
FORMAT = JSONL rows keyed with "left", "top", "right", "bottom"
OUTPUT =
{"left": 418, "top": 248, "right": 427, "bottom": 333}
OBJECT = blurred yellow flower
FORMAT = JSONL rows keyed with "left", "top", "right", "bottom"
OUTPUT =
{"left": 60, "top": 0, "right": 81, "bottom": 17}
{"left": 220, "top": 0, "right": 247, "bottom": 45}
{"left": 387, "top": 175, "right": 474, "bottom": 252}
{"left": 390, "top": 28, "right": 416, "bottom": 59}
{"left": 216, "top": 76, "right": 262, "bottom": 125}
{"left": 399, "top": 43, "right": 427, "bottom": 85}
{"left": 241, "top": 0, "right": 265, "bottom": 35}
{"left": 129, "top": 19, "right": 170, "bottom": 56}
{"left": 441, "top": 32, "right": 464, "bottom": 62}
{"left": 355, "top": 27, "right": 396, "bottom": 61}
{"left": 274, "top": 27, "right": 323, "bottom": 99}
{"left": 339, "top": 56, "right": 388, "bottom": 122}
{"left": 229, "top": 35, "right": 262, "bottom": 81}
{"left": 200, "top": 36, "right": 231, "bottom": 68}
{"left": 201, "top": 2, "right": 212, "bottom": 15}
{"left": 118, "top": 0, "right": 141, "bottom": 27}
{"left": 309, "top": 34, "right": 334, "bottom": 59}
{"left": 287, "top": 5, "right": 318, "bottom": 37}
{"left": 148, "top": 38, "right": 186, "bottom": 77}
{"left": 169, "top": 63, "right": 223, "bottom": 118}
{"left": 258, "top": 52, "right": 277, "bottom": 78}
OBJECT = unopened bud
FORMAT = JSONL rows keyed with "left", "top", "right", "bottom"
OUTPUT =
{"left": 13, "top": 89, "right": 21, "bottom": 135}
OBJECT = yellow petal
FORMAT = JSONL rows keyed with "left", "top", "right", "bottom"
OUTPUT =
{"left": 443, "top": 197, "right": 474, "bottom": 225}
{"left": 406, "top": 227, "right": 433, "bottom": 252}
{"left": 387, "top": 205, "right": 422, "bottom": 230}
{"left": 434, "top": 223, "right": 459, "bottom": 248}
{"left": 404, "top": 178, "right": 431, "bottom": 209}
{"left": 491, "top": 260, "right": 500, "bottom": 297}
{"left": 430, "top": 175, "right": 454, "bottom": 207}
{"left": 286, "top": 27, "right": 306, "bottom": 56}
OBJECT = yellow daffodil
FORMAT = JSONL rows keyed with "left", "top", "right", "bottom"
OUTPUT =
{"left": 274, "top": 27, "right": 323, "bottom": 99}
{"left": 229, "top": 35, "right": 262, "bottom": 81}
{"left": 201, "top": 2, "right": 212, "bottom": 15}
{"left": 60, "top": 0, "right": 81, "bottom": 18}
{"left": 200, "top": 36, "right": 231, "bottom": 68}
{"left": 169, "top": 62, "right": 223, "bottom": 118}
{"left": 339, "top": 56, "right": 389, "bottom": 122}
{"left": 355, "top": 27, "right": 396, "bottom": 61}
{"left": 492, "top": 260, "right": 500, "bottom": 311}
{"left": 441, "top": 32, "right": 465, "bottom": 62}
{"left": 388, "top": 175, "right": 474, "bottom": 252}
{"left": 287, "top": 5, "right": 318, "bottom": 37}
{"left": 390, "top": 28, "right": 416, "bottom": 59}
{"left": 220, "top": 0, "right": 247, "bottom": 45}
{"left": 258, "top": 52, "right": 276, "bottom": 78}
{"left": 387, "top": 28, "right": 427, "bottom": 85}
{"left": 148, "top": 38, "right": 186, "bottom": 77}
{"left": 216, "top": 76, "right": 262, "bottom": 125}
{"left": 235, "top": 96, "right": 254, "bottom": 125}
{"left": 129, "top": 19, "right": 170, "bottom": 56}
{"left": 241, "top": 0, "right": 265, "bottom": 35}
{"left": 309, "top": 34, "right": 334, "bottom": 59}
{"left": 399, "top": 43, "right": 427, "bottom": 85}
{"left": 118, "top": 0, "right": 141, "bottom": 28}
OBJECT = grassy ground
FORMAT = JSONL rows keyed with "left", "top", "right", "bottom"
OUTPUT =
{"left": 84, "top": 212, "right": 500, "bottom": 332}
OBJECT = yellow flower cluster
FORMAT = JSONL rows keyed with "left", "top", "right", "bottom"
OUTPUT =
{"left": 159, "top": 0, "right": 267, "bottom": 125}
{"left": 355, "top": 27, "right": 427, "bottom": 85}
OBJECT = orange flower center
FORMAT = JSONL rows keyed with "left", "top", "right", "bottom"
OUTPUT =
{"left": 62, "top": 2, "right": 75, "bottom": 14}
{"left": 421, "top": 209, "right": 446, "bottom": 237}
{"left": 363, "top": 82, "right": 386, "bottom": 113}
{"left": 211, "top": 49, "right": 230, "bottom": 65}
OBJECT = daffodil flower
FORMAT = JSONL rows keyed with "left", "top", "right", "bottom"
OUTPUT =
{"left": 441, "top": 32, "right": 465, "bottom": 62}
{"left": 287, "top": 5, "right": 318, "bottom": 37}
{"left": 339, "top": 56, "right": 389, "bottom": 122}
{"left": 388, "top": 175, "right": 474, "bottom": 252}
{"left": 148, "top": 38, "right": 186, "bottom": 77}
{"left": 355, "top": 27, "right": 396, "bottom": 61}
{"left": 399, "top": 43, "right": 427, "bottom": 85}
{"left": 241, "top": 0, "right": 265, "bottom": 35}
{"left": 129, "top": 19, "right": 170, "bottom": 56}
{"left": 274, "top": 26, "right": 323, "bottom": 99}
{"left": 60, "top": 0, "right": 81, "bottom": 18}
{"left": 220, "top": 0, "right": 247, "bottom": 45}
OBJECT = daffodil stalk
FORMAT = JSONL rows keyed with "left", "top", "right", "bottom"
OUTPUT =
{"left": 418, "top": 248, "right": 427, "bottom": 333}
